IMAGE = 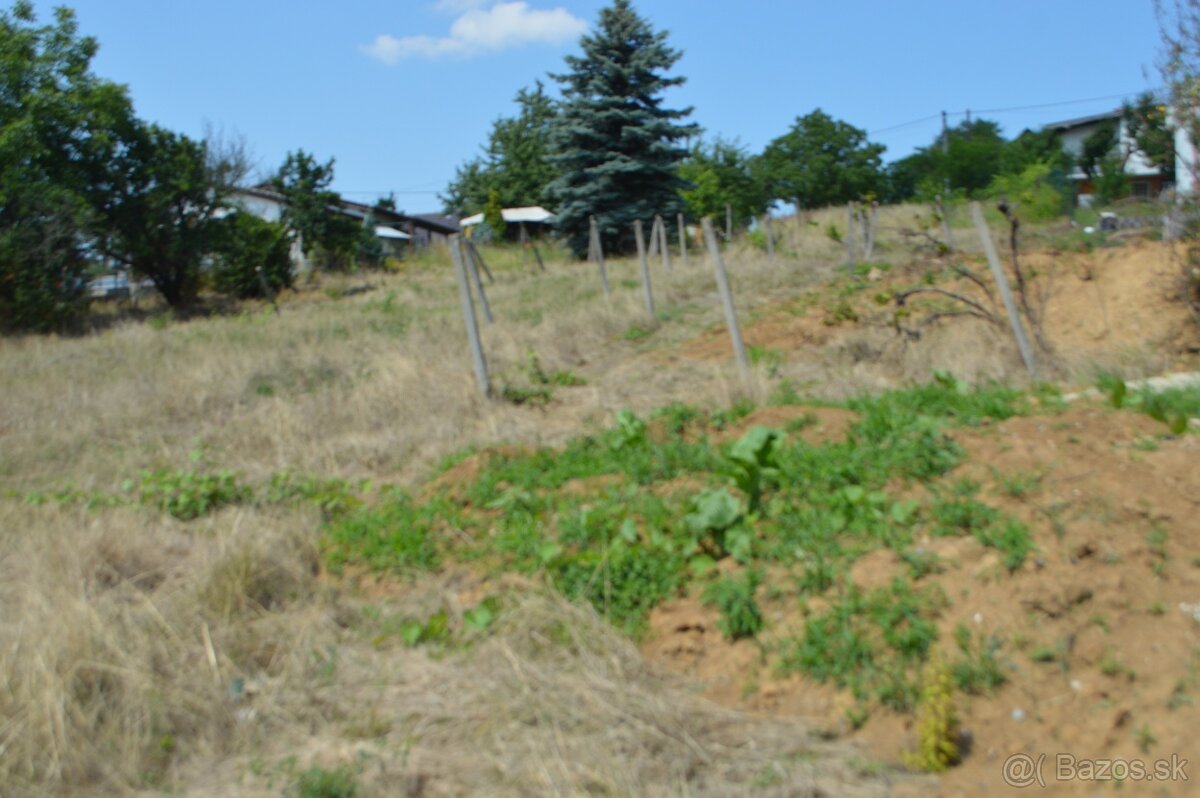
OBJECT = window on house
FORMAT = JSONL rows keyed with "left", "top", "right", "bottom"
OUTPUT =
{"left": 1131, "top": 181, "right": 1150, "bottom": 199}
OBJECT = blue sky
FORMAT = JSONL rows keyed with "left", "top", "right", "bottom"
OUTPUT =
{"left": 37, "top": 0, "right": 1163, "bottom": 213}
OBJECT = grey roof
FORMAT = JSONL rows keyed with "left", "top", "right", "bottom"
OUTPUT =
{"left": 1046, "top": 109, "right": 1121, "bottom": 131}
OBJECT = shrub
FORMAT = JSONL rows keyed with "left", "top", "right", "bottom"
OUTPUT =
{"left": 210, "top": 211, "right": 293, "bottom": 299}
{"left": 987, "top": 161, "right": 1069, "bottom": 223}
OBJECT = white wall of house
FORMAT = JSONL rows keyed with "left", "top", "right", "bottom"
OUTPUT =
{"left": 1175, "top": 121, "right": 1198, "bottom": 197}
{"left": 1058, "top": 116, "right": 1162, "bottom": 181}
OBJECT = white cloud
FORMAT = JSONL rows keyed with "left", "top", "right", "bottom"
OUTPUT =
{"left": 360, "top": 1, "right": 587, "bottom": 64}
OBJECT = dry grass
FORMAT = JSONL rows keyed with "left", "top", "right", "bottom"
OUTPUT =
{"left": 4, "top": 204, "right": 1170, "bottom": 795}
{"left": 0, "top": 496, "right": 917, "bottom": 797}
{"left": 0, "top": 234, "right": 915, "bottom": 796}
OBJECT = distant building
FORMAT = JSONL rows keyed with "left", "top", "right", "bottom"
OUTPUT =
{"left": 460, "top": 206, "right": 555, "bottom": 241}
{"left": 1048, "top": 106, "right": 1200, "bottom": 205}
{"left": 227, "top": 187, "right": 460, "bottom": 272}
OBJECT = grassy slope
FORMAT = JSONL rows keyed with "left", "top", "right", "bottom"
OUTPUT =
{"left": 3, "top": 207, "right": 1198, "bottom": 796}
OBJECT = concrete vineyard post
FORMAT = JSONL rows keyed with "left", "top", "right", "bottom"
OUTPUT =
{"left": 589, "top": 215, "right": 610, "bottom": 297}
{"left": 656, "top": 214, "right": 672, "bottom": 273}
{"left": 702, "top": 218, "right": 750, "bottom": 381}
{"left": 970, "top": 202, "right": 1038, "bottom": 380}
{"left": 450, "top": 235, "right": 491, "bottom": 398}
{"left": 634, "top": 219, "right": 656, "bottom": 318}
{"left": 677, "top": 213, "right": 688, "bottom": 266}
{"left": 465, "top": 238, "right": 493, "bottom": 326}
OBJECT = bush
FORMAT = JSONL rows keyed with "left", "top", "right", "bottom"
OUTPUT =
{"left": 987, "top": 162, "right": 1069, "bottom": 222}
{"left": 210, "top": 211, "right": 293, "bottom": 298}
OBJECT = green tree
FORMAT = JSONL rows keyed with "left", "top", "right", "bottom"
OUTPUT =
{"left": 210, "top": 211, "right": 292, "bottom": 299}
{"left": 356, "top": 209, "right": 385, "bottom": 269}
{"left": 1078, "top": 122, "right": 1118, "bottom": 181}
{"left": 96, "top": 123, "right": 227, "bottom": 309}
{"left": 757, "top": 109, "right": 884, "bottom": 211}
{"left": 0, "top": 1, "right": 133, "bottom": 331}
{"left": 941, "top": 119, "right": 1008, "bottom": 195}
{"left": 987, "top": 162, "right": 1070, "bottom": 222}
{"left": 678, "top": 136, "right": 766, "bottom": 227}
{"left": 1122, "top": 92, "right": 1174, "bottom": 173}
{"left": 270, "top": 150, "right": 355, "bottom": 266}
{"left": 546, "top": 0, "right": 698, "bottom": 257}
{"left": 1001, "top": 127, "right": 1071, "bottom": 176}
{"left": 884, "top": 118, "right": 1011, "bottom": 201}
{"left": 482, "top": 187, "right": 507, "bottom": 240}
{"left": 443, "top": 82, "right": 558, "bottom": 216}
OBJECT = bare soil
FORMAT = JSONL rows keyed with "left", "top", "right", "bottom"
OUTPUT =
{"left": 636, "top": 237, "right": 1200, "bottom": 795}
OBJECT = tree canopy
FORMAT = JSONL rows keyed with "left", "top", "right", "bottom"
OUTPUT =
{"left": 678, "top": 137, "right": 767, "bottom": 227}
{"left": 0, "top": 1, "right": 133, "bottom": 330}
{"left": 443, "top": 82, "right": 558, "bottom": 216}
{"left": 546, "top": 0, "right": 698, "bottom": 256}
{"left": 757, "top": 109, "right": 885, "bottom": 211}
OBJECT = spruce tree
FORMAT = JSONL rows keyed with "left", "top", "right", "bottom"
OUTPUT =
{"left": 547, "top": 0, "right": 697, "bottom": 257}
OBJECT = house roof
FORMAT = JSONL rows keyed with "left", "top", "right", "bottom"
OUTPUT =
{"left": 411, "top": 213, "right": 461, "bottom": 233}
{"left": 375, "top": 226, "right": 410, "bottom": 240}
{"left": 1046, "top": 109, "right": 1121, "bottom": 132}
{"left": 460, "top": 206, "right": 555, "bottom": 227}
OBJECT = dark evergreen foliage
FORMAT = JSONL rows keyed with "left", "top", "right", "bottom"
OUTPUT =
{"left": 546, "top": 0, "right": 698, "bottom": 257}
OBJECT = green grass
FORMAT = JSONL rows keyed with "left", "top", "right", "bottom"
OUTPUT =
{"left": 55, "top": 378, "right": 1048, "bottom": 714}
{"left": 1099, "top": 373, "right": 1200, "bottom": 433}
{"left": 778, "top": 579, "right": 944, "bottom": 711}
{"left": 702, "top": 569, "right": 765, "bottom": 640}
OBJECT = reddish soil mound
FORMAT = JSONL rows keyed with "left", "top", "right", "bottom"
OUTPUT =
{"left": 641, "top": 402, "right": 1200, "bottom": 796}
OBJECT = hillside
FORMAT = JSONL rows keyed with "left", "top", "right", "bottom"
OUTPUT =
{"left": 2, "top": 208, "right": 1198, "bottom": 797}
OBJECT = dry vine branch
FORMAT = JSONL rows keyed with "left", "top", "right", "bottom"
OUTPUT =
{"left": 997, "top": 201, "right": 1053, "bottom": 353}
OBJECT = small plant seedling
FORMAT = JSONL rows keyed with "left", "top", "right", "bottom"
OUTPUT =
{"left": 903, "top": 655, "right": 960, "bottom": 773}
{"left": 702, "top": 569, "right": 764, "bottom": 641}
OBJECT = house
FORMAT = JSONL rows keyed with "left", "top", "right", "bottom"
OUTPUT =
{"left": 227, "top": 187, "right": 460, "bottom": 272}
{"left": 1048, "top": 105, "right": 1200, "bottom": 205}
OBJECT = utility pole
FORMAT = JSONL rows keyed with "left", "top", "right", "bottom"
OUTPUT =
{"left": 941, "top": 110, "right": 951, "bottom": 195}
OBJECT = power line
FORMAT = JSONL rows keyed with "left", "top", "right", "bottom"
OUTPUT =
{"left": 868, "top": 89, "right": 1156, "bottom": 138}
{"left": 971, "top": 89, "right": 1154, "bottom": 115}
{"left": 869, "top": 114, "right": 942, "bottom": 135}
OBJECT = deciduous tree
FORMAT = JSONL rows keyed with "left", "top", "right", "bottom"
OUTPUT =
{"left": 0, "top": 1, "right": 133, "bottom": 330}
{"left": 757, "top": 109, "right": 884, "bottom": 211}
{"left": 679, "top": 137, "right": 766, "bottom": 228}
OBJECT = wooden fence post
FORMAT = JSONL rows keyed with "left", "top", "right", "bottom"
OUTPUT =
{"left": 634, "top": 219, "right": 656, "bottom": 318}
{"left": 702, "top": 218, "right": 750, "bottom": 380}
{"left": 937, "top": 194, "right": 957, "bottom": 253}
{"left": 970, "top": 202, "right": 1037, "bottom": 379}
{"left": 677, "top": 213, "right": 688, "bottom": 266}
{"left": 466, "top": 239, "right": 493, "bottom": 326}
{"left": 589, "top": 215, "right": 610, "bottom": 297}
{"left": 467, "top": 240, "right": 494, "bottom": 284}
{"left": 656, "top": 214, "right": 672, "bottom": 273}
{"left": 846, "top": 202, "right": 858, "bottom": 266}
{"left": 725, "top": 204, "right": 733, "bottom": 241}
{"left": 863, "top": 201, "right": 879, "bottom": 262}
{"left": 764, "top": 214, "right": 775, "bottom": 263}
{"left": 647, "top": 216, "right": 659, "bottom": 259}
{"left": 450, "top": 235, "right": 491, "bottom": 398}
